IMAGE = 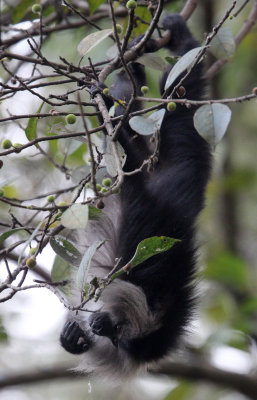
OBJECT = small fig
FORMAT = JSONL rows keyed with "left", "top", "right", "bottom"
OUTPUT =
{"left": 141, "top": 86, "right": 149, "bottom": 95}
{"left": 102, "top": 178, "right": 112, "bottom": 187}
{"left": 26, "top": 257, "right": 37, "bottom": 269}
{"left": 32, "top": 4, "right": 42, "bottom": 14}
{"left": 126, "top": 0, "right": 137, "bottom": 10}
{"left": 1, "top": 139, "right": 12, "bottom": 149}
{"left": 65, "top": 114, "right": 77, "bottom": 124}
{"left": 167, "top": 102, "right": 176, "bottom": 112}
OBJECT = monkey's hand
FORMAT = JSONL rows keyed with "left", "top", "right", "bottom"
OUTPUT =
{"left": 88, "top": 312, "right": 124, "bottom": 347}
{"left": 60, "top": 321, "right": 90, "bottom": 354}
{"left": 161, "top": 14, "right": 196, "bottom": 52}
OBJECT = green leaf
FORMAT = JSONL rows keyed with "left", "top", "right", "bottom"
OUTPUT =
{"left": 76, "top": 240, "right": 106, "bottom": 292}
{"left": 12, "top": 0, "right": 35, "bottom": 23}
{"left": 0, "top": 228, "right": 27, "bottom": 246}
{"left": 210, "top": 27, "right": 236, "bottom": 59}
{"left": 193, "top": 103, "right": 232, "bottom": 146}
{"left": 137, "top": 54, "right": 167, "bottom": 71}
{"left": 130, "top": 236, "right": 179, "bottom": 268}
{"left": 51, "top": 255, "right": 71, "bottom": 282}
{"left": 25, "top": 102, "right": 44, "bottom": 142}
{"left": 133, "top": 6, "right": 152, "bottom": 36}
{"left": 165, "top": 46, "right": 204, "bottom": 90}
{"left": 241, "top": 297, "right": 257, "bottom": 314}
{"left": 164, "top": 382, "right": 193, "bottom": 400}
{"left": 0, "top": 318, "right": 8, "bottom": 343}
{"left": 88, "top": 206, "right": 103, "bottom": 220}
{"left": 61, "top": 203, "right": 89, "bottom": 230}
{"left": 87, "top": 0, "right": 106, "bottom": 14}
{"left": 77, "top": 29, "right": 113, "bottom": 57}
{"left": 50, "top": 236, "right": 81, "bottom": 265}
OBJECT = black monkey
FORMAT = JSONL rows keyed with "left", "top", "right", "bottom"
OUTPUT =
{"left": 60, "top": 15, "right": 212, "bottom": 378}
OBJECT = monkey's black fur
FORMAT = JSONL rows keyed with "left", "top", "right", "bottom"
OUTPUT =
{"left": 60, "top": 14, "right": 212, "bottom": 376}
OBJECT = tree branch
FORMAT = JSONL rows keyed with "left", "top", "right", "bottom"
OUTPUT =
{"left": 1, "top": 359, "right": 257, "bottom": 398}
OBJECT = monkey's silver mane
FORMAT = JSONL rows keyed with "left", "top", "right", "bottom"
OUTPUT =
{"left": 66, "top": 196, "right": 161, "bottom": 379}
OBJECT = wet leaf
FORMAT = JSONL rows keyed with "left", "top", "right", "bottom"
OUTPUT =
{"left": 130, "top": 236, "right": 179, "bottom": 268}
{"left": 50, "top": 236, "right": 81, "bottom": 265}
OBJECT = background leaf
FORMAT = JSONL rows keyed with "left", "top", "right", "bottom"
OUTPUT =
{"left": 0, "top": 228, "right": 27, "bottom": 246}
{"left": 61, "top": 203, "right": 88, "bottom": 230}
{"left": 25, "top": 102, "right": 44, "bottom": 142}
{"left": 137, "top": 54, "right": 167, "bottom": 71}
{"left": 51, "top": 255, "right": 71, "bottom": 282}
{"left": 12, "top": 0, "right": 34, "bottom": 23}
{"left": 88, "top": 206, "right": 103, "bottom": 220}
{"left": 77, "top": 29, "right": 113, "bottom": 57}
{"left": 87, "top": 0, "right": 106, "bottom": 14}
{"left": 210, "top": 27, "right": 236, "bottom": 59}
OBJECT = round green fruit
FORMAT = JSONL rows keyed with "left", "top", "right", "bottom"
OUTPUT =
{"left": 126, "top": 0, "right": 137, "bottom": 10}
{"left": 96, "top": 184, "right": 102, "bottom": 191}
{"left": 65, "top": 114, "right": 77, "bottom": 124}
{"left": 1, "top": 139, "right": 12, "bottom": 149}
{"left": 47, "top": 195, "right": 55, "bottom": 203}
{"left": 32, "top": 4, "right": 42, "bottom": 14}
{"left": 26, "top": 257, "right": 37, "bottom": 269}
{"left": 116, "top": 24, "right": 123, "bottom": 34}
{"left": 13, "top": 143, "right": 23, "bottom": 148}
{"left": 102, "top": 178, "right": 112, "bottom": 187}
{"left": 167, "top": 102, "right": 176, "bottom": 112}
{"left": 103, "top": 88, "right": 109, "bottom": 95}
{"left": 29, "top": 247, "right": 37, "bottom": 256}
{"left": 141, "top": 86, "right": 149, "bottom": 95}
{"left": 57, "top": 201, "right": 68, "bottom": 210}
